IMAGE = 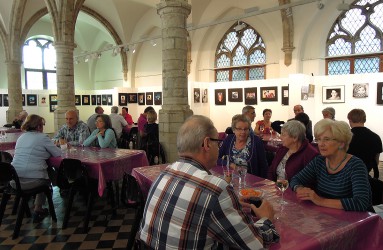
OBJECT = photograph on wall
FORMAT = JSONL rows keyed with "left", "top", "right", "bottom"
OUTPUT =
{"left": 154, "top": 92, "right": 162, "bottom": 105}
{"left": 75, "top": 95, "right": 81, "bottom": 105}
{"left": 3, "top": 94, "right": 9, "bottom": 107}
{"left": 138, "top": 93, "right": 145, "bottom": 105}
{"left": 82, "top": 95, "right": 90, "bottom": 105}
{"left": 377, "top": 82, "right": 383, "bottom": 104}
{"left": 215, "top": 89, "right": 226, "bottom": 105}
{"left": 301, "top": 86, "right": 309, "bottom": 100}
{"left": 49, "top": 94, "right": 57, "bottom": 112}
{"left": 27, "top": 94, "right": 37, "bottom": 106}
{"left": 194, "top": 88, "right": 200, "bottom": 103}
{"left": 282, "top": 86, "right": 289, "bottom": 106}
{"left": 107, "top": 95, "right": 113, "bottom": 105}
{"left": 22, "top": 94, "right": 25, "bottom": 106}
{"left": 228, "top": 88, "right": 243, "bottom": 102}
{"left": 244, "top": 87, "right": 257, "bottom": 105}
{"left": 353, "top": 83, "right": 369, "bottom": 98}
{"left": 308, "top": 84, "right": 315, "bottom": 97}
{"left": 91, "top": 95, "right": 97, "bottom": 105}
{"left": 118, "top": 93, "right": 127, "bottom": 106}
{"left": 260, "top": 87, "right": 278, "bottom": 102}
{"left": 101, "top": 95, "right": 107, "bottom": 105}
{"left": 97, "top": 95, "right": 102, "bottom": 105}
{"left": 127, "top": 93, "right": 137, "bottom": 103}
{"left": 0, "top": 94, "right": 2, "bottom": 106}
{"left": 322, "top": 85, "right": 345, "bottom": 103}
{"left": 146, "top": 92, "right": 153, "bottom": 105}
{"left": 202, "top": 88, "right": 208, "bottom": 103}
{"left": 39, "top": 95, "right": 48, "bottom": 107}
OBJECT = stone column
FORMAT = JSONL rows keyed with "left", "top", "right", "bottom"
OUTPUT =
{"left": 54, "top": 42, "right": 77, "bottom": 131}
{"left": 5, "top": 59, "right": 23, "bottom": 123}
{"left": 157, "top": 0, "right": 193, "bottom": 163}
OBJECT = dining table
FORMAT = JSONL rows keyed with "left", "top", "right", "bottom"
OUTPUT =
{"left": 0, "top": 132, "right": 23, "bottom": 150}
{"left": 132, "top": 164, "right": 383, "bottom": 250}
{"left": 0, "top": 127, "right": 22, "bottom": 133}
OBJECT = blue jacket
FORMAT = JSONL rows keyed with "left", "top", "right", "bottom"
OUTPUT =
{"left": 217, "top": 133, "right": 268, "bottom": 178}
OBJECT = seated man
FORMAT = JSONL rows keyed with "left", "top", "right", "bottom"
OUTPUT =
{"left": 12, "top": 110, "right": 28, "bottom": 129}
{"left": 87, "top": 106, "right": 104, "bottom": 133}
{"left": 139, "top": 115, "right": 279, "bottom": 249}
{"left": 53, "top": 110, "right": 90, "bottom": 146}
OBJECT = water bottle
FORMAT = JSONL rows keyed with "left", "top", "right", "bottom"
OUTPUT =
{"left": 129, "top": 141, "right": 133, "bottom": 149}
{"left": 154, "top": 156, "right": 159, "bottom": 164}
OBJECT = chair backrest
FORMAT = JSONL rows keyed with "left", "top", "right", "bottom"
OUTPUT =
{"left": 369, "top": 177, "right": 383, "bottom": 205}
{"left": 121, "top": 173, "right": 144, "bottom": 207}
{"left": 0, "top": 162, "right": 21, "bottom": 191}
{"left": 0, "top": 151, "right": 13, "bottom": 164}
{"left": 129, "top": 127, "right": 138, "bottom": 140}
{"left": 59, "top": 158, "right": 88, "bottom": 184}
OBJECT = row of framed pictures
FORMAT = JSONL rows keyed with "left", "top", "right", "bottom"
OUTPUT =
{"left": 118, "top": 92, "right": 162, "bottom": 106}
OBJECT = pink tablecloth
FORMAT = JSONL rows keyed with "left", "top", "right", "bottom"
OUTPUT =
{"left": 132, "top": 165, "right": 383, "bottom": 250}
{"left": 0, "top": 132, "right": 23, "bottom": 150}
{"left": 49, "top": 147, "right": 149, "bottom": 196}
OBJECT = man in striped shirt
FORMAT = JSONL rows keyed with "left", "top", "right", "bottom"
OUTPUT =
{"left": 139, "top": 115, "right": 279, "bottom": 249}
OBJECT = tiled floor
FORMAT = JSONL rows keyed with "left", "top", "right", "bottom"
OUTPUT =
{"left": 0, "top": 187, "right": 135, "bottom": 249}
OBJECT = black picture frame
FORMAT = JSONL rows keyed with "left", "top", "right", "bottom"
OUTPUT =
{"left": 75, "top": 95, "right": 81, "bottom": 105}
{"left": 377, "top": 82, "right": 383, "bottom": 105}
{"left": 194, "top": 88, "right": 200, "bottom": 103}
{"left": 215, "top": 89, "right": 226, "bottom": 105}
{"left": 97, "top": 95, "right": 102, "bottom": 105}
{"left": 3, "top": 94, "right": 9, "bottom": 107}
{"left": 27, "top": 94, "right": 37, "bottom": 106}
{"left": 322, "top": 85, "right": 345, "bottom": 103}
{"left": 260, "top": 87, "right": 278, "bottom": 102}
{"left": 127, "top": 93, "right": 137, "bottom": 103}
{"left": 228, "top": 88, "right": 243, "bottom": 102}
{"left": 82, "top": 95, "right": 90, "bottom": 105}
{"left": 202, "top": 88, "right": 208, "bottom": 103}
{"left": 154, "top": 92, "right": 162, "bottom": 105}
{"left": 22, "top": 94, "right": 25, "bottom": 106}
{"left": 49, "top": 94, "right": 58, "bottom": 112}
{"left": 244, "top": 87, "right": 257, "bottom": 105}
{"left": 281, "top": 86, "right": 289, "bottom": 106}
{"left": 119, "top": 93, "right": 127, "bottom": 106}
{"left": 146, "top": 92, "right": 153, "bottom": 105}
{"left": 107, "top": 94, "right": 113, "bottom": 105}
{"left": 138, "top": 93, "right": 145, "bottom": 105}
{"left": 91, "top": 95, "right": 97, "bottom": 105}
{"left": 102, "top": 95, "right": 107, "bottom": 105}
{"left": 0, "top": 94, "right": 2, "bottom": 107}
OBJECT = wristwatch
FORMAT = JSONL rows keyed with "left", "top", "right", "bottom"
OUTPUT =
{"left": 293, "top": 185, "right": 304, "bottom": 192}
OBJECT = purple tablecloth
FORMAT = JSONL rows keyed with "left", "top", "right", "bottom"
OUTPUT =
{"left": 132, "top": 165, "right": 383, "bottom": 250}
{"left": 0, "top": 127, "right": 22, "bottom": 133}
{"left": 0, "top": 132, "right": 23, "bottom": 150}
{"left": 48, "top": 147, "right": 149, "bottom": 196}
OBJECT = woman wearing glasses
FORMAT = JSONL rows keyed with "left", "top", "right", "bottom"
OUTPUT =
{"left": 267, "top": 120, "right": 318, "bottom": 182}
{"left": 290, "top": 119, "right": 372, "bottom": 211}
{"left": 83, "top": 114, "right": 117, "bottom": 148}
{"left": 218, "top": 114, "right": 268, "bottom": 178}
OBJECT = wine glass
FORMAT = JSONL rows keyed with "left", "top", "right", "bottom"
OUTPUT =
{"left": 237, "top": 165, "right": 247, "bottom": 189}
{"left": 223, "top": 169, "right": 233, "bottom": 186}
{"left": 260, "top": 125, "right": 265, "bottom": 134}
{"left": 276, "top": 178, "right": 289, "bottom": 205}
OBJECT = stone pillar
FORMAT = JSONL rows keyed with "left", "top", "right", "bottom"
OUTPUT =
{"left": 54, "top": 42, "right": 77, "bottom": 132}
{"left": 157, "top": 0, "right": 193, "bottom": 163}
{"left": 5, "top": 59, "right": 23, "bottom": 123}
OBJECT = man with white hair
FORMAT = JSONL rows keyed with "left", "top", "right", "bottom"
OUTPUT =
{"left": 109, "top": 106, "right": 128, "bottom": 139}
{"left": 12, "top": 110, "right": 28, "bottom": 129}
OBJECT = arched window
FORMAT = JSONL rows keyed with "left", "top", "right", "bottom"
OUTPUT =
{"left": 326, "top": 0, "right": 383, "bottom": 75}
{"left": 215, "top": 22, "right": 266, "bottom": 82}
{"left": 23, "top": 37, "right": 57, "bottom": 89}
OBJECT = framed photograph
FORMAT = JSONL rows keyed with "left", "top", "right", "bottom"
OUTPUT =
{"left": 202, "top": 89, "right": 208, "bottom": 103}
{"left": 22, "top": 94, "right": 26, "bottom": 106}
{"left": 353, "top": 83, "right": 368, "bottom": 98}
{"left": 127, "top": 93, "right": 137, "bottom": 103}
{"left": 82, "top": 95, "right": 90, "bottom": 105}
{"left": 244, "top": 87, "right": 257, "bottom": 105}
{"left": 39, "top": 95, "right": 48, "bottom": 107}
{"left": 215, "top": 89, "right": 226, "bottom": 105}
{"left": 97, "top": 95, "right": 102, "bottom": 105}
{"left": 91, "top": 95, "right": 97, "bottom": 105}
{"left": 3, "top": 94, "right": 9, "bottom": 107}
{"left": 154, "top": 92, "right": 162, "bottom": 105}
{"left": 281, "top": 86, "right": 289, "bottom": 106}
{"left": 107, "top": 94, "right": 113, "bottom": 105}
{"left": 377, "top": 82, "right": 383, "bottom": 105}
{"left": 146, "top": 92, "right": 153, "bottom": 105}
{"left": 119, "top": 93, "right": 127, "bottom": 106}
{"left": 228, "top": 88, "right": 243, "bottom": 102}
{"left": 308, "top": 84, "right": 315, "bottom": 97}
{"left": 0, "top": 94, "right": 2, "bottom": 106}
{"left": 101, "top": 95, "right": 107, "bottom": 105}
{"left": 27, "top": 94, "right": 37, "bottom": 106}
{"left": 138, "top": 93, "right": 145, "bottom": 105}
{"left": 301, "top": 86, "right": 308, "bottom": 100}
{"left": 194, "top": 88, "right": 200, "bottom": 103}
{"left": 322, "top": 85, "right": 345, "bottom": 103}
{"left": 49, "top": 94, "right": 58, "bottom": 112}
{"left": 260, "top": 87, "right": 278, "bottom": 102}
{"left": 75, "top": 95, "right": 81, "bottom": 105}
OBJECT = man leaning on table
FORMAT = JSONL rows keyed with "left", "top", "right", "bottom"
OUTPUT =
{"left": 53, "top": 110, "right": 90, "bottom": 147}
{"left": 139, "top": 115, "right": 279, "bottom": 249}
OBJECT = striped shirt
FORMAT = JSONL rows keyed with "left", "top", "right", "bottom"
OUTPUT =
{"left": 290, "top": 155, "right": 372, "bottom": 211}
{"left": 139, "top": 157, "right": 279, "bottom": 249}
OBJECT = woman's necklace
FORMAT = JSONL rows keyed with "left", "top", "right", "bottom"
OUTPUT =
{"left": 326, "top": 154, "right": 348, "bottom": 172}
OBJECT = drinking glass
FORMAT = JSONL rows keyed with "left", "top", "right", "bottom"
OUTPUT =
{"left": 276, "top": 178, "right": 289, "bottom": 205}
{"left": 237, "top": 165, "right": 247, "bottom": 189}
{"left": 223, "top": 169, "right": 234, "bottom": 186}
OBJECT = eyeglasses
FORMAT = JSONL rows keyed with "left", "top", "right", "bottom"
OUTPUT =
{"left": 235, "top": 127, "right": 250, "bottom": 132}
{"left": 209, "top": 138, "right": 223, "bottom": 147}
{"left": 314, "top": 137, "right": 337, "bottom": 144}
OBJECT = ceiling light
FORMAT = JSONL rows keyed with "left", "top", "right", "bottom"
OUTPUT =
{"left": 234, "top": 21, "right": 246, "bottom": 32}
{"left": 112, "top": 47, "right": 120, "bottom": 56}
{"left": 151, "top": 40, "right": 157, "bottom": 47}
{"left": 337, "top": 0, "right": 350, "bottom": 11}
{"left": 84, "top": 55, "right": 90, "bottom": 63}
{"left": 74, "top": 59, "right": 79, "bottom": 64}
{"left": 317, "top": 0, "right": 324, "bottom": 9}
{"left": 131, "top": 45, "right": 136, "bottom": 53}
{"left": 97, "top": 53, "right": 102, "bottom": 59}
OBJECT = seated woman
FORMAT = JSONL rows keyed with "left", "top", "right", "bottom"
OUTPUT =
{"left": 290, "top": 119, "right": 372, "bottom": 212}
{"left": 254, "top": 109, "right": 274, "bottom": 136}
{"left": 83, "top": 114, "right": 117, "bottom": 148}
{"left": 11, "top": 114, "right": 62, "bottom": 222}
{"left": 268, "top": 120, "right": 318, "bottom": 182}
{"left": 218, "top": 114, "right": 268, "bottom": 178}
